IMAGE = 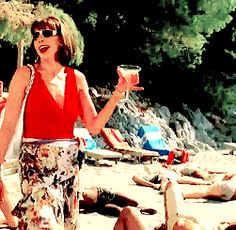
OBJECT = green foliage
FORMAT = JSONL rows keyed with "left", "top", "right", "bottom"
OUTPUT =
{"left": 0, "top": 0, "right": 84, "bottom": 66}
{"left": 85, "top": 11, "right": 98, "bottom": 30}
{"left": 0, "top": 0, "right": 35, "bottom": 45}
{"left": 0, "top": 19, "right": 32, "bottom": 45}
{"left": 141, "top": 0, "right": 236, "bottom": 69}
{"left": 225, "top": 27, "right": 236, "bottom": 63}
{"left": 143, "top": 26, "right": 206, "bottom": 68}
{"left": 225, "top": 49, "right": 236, "bottom": 60}
{"left": 204, "top": 74, "right": 236, "bottom": 115}
{"left": 223, "top": 85, "right": 236, "bottom": 115}
{"left": 0, "top": 0, "right": 235, "bottom": 115}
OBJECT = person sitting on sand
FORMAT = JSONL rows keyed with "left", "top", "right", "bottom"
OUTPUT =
{"left": 80, "top": 187, "right": 157, "bottom": 217}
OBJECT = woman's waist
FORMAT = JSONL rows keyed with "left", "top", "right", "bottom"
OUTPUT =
{"left": 22, "top": 137, "right": 78, "bottom": 145}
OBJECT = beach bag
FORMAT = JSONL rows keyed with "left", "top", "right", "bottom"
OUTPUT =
{"left": 0, "top": 64, "right": 35, "bottom": 161}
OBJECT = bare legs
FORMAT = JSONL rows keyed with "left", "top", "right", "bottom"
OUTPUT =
{"left": 132, "top": 174, "right": 210, "bottom": 192}
{"left": 113, "top": 179, "right": 234, "bottom": 230}
{"left": 163, "top": 179, "right": 236, "bottom": 230}
{"left": 113, "top": 206, "right": 147, "bottom": 230}
{"left": 132, "top": 176, "right": 160, "bottom": 190}
{"left": 0, "top": 180, "right": 18, "bottom": 228}
{"left": 163, "top": 179, "right": 207, "bottom": 230}
{"left": 181, "top": 183, "right": 229, "bottom": 200}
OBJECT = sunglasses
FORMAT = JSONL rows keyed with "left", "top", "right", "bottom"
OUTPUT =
{"left": 32, "top": 29, "right": 58, "bottom": 40}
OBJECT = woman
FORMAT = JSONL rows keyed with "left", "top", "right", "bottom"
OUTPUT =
{"left": 0, "top": 16, "right": 143, "bottom": 229}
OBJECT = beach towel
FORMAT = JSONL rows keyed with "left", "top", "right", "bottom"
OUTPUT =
{"left": 100, "top": 128, "right": 130, "bottom": 149}
{"left": 137, "top": 125, "right": 170, "bottom": 156}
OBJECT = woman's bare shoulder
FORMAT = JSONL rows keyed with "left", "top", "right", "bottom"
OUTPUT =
{"left": 13, "top": 65, "right": 31, "bottom": 81}
{"left": 73, "top": 69, "right": 88, "bottom": 91}
{"left": 10, "top": 65, "right": 32, "bottom": 90}
{"left": 74, "top": 69, "right": 86, "bottom": 80}
{"left": 15, "top": 65, "right": 31, "bottom": 74}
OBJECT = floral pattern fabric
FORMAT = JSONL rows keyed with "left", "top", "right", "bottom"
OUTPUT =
{"left": 12, "top": 140, "right": 81, "bottom": 230}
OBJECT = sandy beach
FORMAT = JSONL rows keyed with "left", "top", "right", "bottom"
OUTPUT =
{"left": 1, "top": 148, "right": 236, "bottom": 229}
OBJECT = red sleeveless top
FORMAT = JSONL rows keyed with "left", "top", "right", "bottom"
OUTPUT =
{"left": 23, "top": 66, "right": 81, "bottom": 139}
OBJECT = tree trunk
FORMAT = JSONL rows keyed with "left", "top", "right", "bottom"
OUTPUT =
{"left": 17, "top": 40, "right": 24, "bottom": 67}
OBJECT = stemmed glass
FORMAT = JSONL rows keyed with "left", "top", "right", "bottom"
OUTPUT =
{"left": 117, "top": 64, "right": 142, "bottom": 101}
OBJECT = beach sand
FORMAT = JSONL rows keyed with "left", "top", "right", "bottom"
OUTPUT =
{"left": 1, "top": 149, "right": 236, "bottom": 229}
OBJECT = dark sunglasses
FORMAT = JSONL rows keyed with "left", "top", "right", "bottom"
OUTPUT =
{"left": 32, "top": 29, "right": 58, "bottom": 40}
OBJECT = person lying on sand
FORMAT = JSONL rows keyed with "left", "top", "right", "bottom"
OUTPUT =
{"left": 80, "top": 187, "right": 157, "bottom": 217}
{"left": 166, "top": 162, "right": 226, "bottom": 180}
{"left": 132, "top": 162, "right": 222, "bottom": 190}
{"left": 175, "top": 174, "right": 236, "bottom": 201}
{"left": 160, "top": 178, "right": 236, "bottom": 230}
{"left": 113, "top": 179, "right": 236, "bottom": 230}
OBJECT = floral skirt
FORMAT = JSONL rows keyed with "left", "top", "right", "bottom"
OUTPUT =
{"left": 12, "top": 139, "right": 83, "bottom": 230}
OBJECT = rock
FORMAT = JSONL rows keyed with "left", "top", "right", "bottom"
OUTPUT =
{"left": 89, "top": 86, "right": 233, "bottom": 153}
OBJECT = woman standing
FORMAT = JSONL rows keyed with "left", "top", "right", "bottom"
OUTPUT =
{"left": 0, "top": 16, "right": 143, "bottom": 229}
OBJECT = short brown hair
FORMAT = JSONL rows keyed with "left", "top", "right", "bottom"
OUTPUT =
{"left": 29, "top": 16, "right": 78, "bottom": 65}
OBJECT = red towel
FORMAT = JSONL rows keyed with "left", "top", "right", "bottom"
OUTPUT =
{"left": 100, "top": 128, "right": 130, "bottom": 149}
{"left": 166, "top": 148, "right": 189, "bottom": 165}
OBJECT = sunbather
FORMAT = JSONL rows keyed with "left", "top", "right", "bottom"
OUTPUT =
{"left": 132, "top": 162, "right": 219, "bottom": 190}
{"left": 113, "top": 206, "right": 148, "bottom": 230}
{"left": 178, "top": 174, "right": 236, "bottom": 201}
{"left": 113, "top": 179, "right": 236, "bottom": 230}
{"left": 161, "top": 178, "right": 236, "bottom": 230}
{"left": 80, "top": 187, "right": 157, "bottom": 217}
{"left": 167, "top": 162, "right": 226, "bottom": 180}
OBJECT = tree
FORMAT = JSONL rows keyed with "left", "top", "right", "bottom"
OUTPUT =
{"left": 0, "top": 0, "right": 84, "bottom": 67}
{"left": 0, "top": 0, "right": 36, "bottom": 67}
{"left": 141, "top": 0, "right": 236, "bottom": 69}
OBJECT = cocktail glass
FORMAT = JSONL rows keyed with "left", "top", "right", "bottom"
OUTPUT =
{"left": 117, "top": 64, "right": 141, "bottom": 100}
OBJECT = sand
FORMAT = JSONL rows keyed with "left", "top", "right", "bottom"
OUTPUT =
{"left": 2, "top": 149, "right": 236, "bottom": 229}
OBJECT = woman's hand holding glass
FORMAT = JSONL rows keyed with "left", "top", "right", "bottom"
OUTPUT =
{"left": 116, "top": 65, "right": 144, "bottom": 100}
